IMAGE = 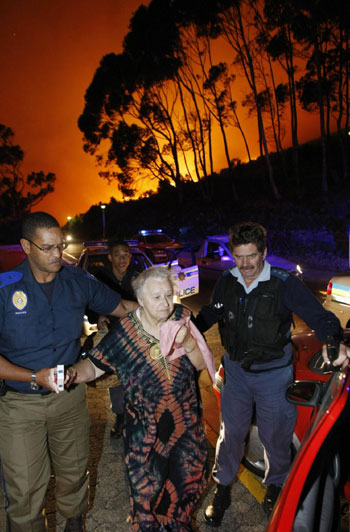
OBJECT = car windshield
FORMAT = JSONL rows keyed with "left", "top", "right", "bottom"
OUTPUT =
{"left": 144, "top": 234, "right": 173, "bottom": 245}
{"left": 298, "top": 370, "right": 347, "bottom": 446}
{"left": 131, "top": 252, "right": 152, "bottom": 272}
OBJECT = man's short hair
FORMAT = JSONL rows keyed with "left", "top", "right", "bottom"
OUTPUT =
{"left": 107, "top": 239, "right": 131, "bottom": 252}
{"left": 21, "top": 212, "right": 60, "bottom": 241}
{"left": 228, "top": 222, "right": 267, "bottom": 253}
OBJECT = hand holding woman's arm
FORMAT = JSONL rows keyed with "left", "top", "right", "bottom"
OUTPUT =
{"left": 65, "top": 358, "right": 105, "bottom": 386}
{"left": 0, "top": 356, "right": 60, "bottom": 393}
{"left": 175, "top": 325, "right": 206, "bottom": 371}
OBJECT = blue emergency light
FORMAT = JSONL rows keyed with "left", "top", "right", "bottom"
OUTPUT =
{"left": 140, "top": 229, "right": 163, "bottom": 235}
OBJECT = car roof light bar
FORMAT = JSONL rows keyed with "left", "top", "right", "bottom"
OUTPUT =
{"left": 140, "top": 229, "right": 163, "bottom": 235}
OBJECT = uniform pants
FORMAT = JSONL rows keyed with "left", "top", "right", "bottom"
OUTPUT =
{"left": 213, "top": 355, "right": 297, "bottom": 487}
{"left": 0, "top": 384, "right": 90, "bottom": 532}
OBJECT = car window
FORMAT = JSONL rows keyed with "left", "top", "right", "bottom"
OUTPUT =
{"left": 293, "top": 412, "right": 343, "bottom": 530}
{"left": 131, "top": 252, "right": 152, "bottom": 272}
{"left": 86, "top": 254, "right": 110, "bottom": 274}
{"left": 206, "top": 243, "right": 228, "bottom": 259}
{"left": 311, "top": 373, "right": 343, "bottom": 427}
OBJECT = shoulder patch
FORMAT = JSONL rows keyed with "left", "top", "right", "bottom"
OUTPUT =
{"left": 271, "top": 267, "right": 289, "bottom": 281}
{"left": 0, "top": 271, "right": 23, "bottom": 288}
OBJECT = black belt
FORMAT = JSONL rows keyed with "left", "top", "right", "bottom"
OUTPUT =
{"left": 5, "top": 385, "right": 52, "bottom": 396}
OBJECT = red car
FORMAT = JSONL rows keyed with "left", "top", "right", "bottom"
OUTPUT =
{"left": 267, "top": 362, "right": 350, "bottom": 531}
{"left": 132, "top": 229, "right": 183, "bottom": 264}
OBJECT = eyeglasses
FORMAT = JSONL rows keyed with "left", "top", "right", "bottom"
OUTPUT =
{"left": 27, "top": 239, "right": 68, "bottom": 254}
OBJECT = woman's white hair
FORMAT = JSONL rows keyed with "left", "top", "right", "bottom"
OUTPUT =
{"left": 132, "top": 266, "right": 173, "bottom": 300}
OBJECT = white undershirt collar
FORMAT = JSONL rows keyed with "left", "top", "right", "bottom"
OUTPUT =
{"left": 230, "top": 261, "right": 271, "bottom": 294}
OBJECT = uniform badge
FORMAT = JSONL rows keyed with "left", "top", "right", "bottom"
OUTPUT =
{"left": 12, "top": 290, "right": 28, "bottom": 310}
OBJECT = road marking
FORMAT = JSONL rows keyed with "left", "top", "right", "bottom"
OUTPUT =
{"left": 237, "top": 465, "right": 266, "bottom": 503}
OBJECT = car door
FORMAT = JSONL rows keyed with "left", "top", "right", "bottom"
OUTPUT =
{"left": 266, "top": 369, "right": 350, "bottom": 532}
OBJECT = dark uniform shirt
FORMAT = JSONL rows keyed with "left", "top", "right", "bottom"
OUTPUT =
{"left": 195, "top": 265, "right": 342, "bottom": 370}
{"left": 93, "top": 266, "right": 137, "bottom": 302}
{"left": 0, "top": 259, "right": 121, "bottom": 393}
{"left": 86, "top": 265, "right": 137, "bottom": 327}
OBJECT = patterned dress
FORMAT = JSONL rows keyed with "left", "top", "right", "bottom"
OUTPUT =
{"left": 89, "top": 304, "right": 209, "bottom": 531}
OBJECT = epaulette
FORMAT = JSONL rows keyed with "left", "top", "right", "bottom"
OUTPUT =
{"left": 63, "top": 265, "right": 96, "bottom": 281}
{"left": 271, "top": 267, "right": 289, "bottom": 281}
{"left": 0, "top": 271, "right": 23, "bottom": 288}
{"left": 84, "top": 269, "right": 97, "bottom": 281}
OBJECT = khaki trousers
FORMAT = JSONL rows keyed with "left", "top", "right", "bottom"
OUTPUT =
{"left": 0, "top": 384, "right": 90, "bottom": 532}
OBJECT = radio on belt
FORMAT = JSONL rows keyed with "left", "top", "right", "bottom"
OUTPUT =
{"left": 57, "top": 365, "right": 64, "bottom": 391}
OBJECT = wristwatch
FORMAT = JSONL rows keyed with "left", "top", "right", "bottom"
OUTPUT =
{"left": 30, "top": 371, "right": 40, "bottom": 391}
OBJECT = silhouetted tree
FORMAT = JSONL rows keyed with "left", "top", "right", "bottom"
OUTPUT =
{"left": 263, "top": 0, "right": 302, "bottom": 184}
{"left": 0, "top": 124, "right": 55, "bottom": 221}
{"left": 210, "top": 0, "right": 281, "bottom": 199}
{"left": 293, "top": 0, "right": 350, "bottom": 191}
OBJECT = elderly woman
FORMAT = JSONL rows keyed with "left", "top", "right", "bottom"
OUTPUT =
{"left": 67, "top": 266, "right": 214, "bottom": 531}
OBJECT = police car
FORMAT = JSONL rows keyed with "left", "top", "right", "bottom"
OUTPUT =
{"left": 131, "top": 229, "right": 183, "bottom": 264}
{"left": 178, "top": 235, "right": 303, "bottom": 281}
{"left": 323, "top": 273, "right": 350, "bottom": 328}
{"left": 78, "top": 241, "right": 199, "bottom": 334}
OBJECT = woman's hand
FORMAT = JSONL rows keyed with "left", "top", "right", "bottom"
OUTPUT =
{"left": 175, "top": 325, "right": 196, "bottom": 352}
{"left": 64, "top": 358, "right": 106, "bottom": 385}
{"left": 65, "top": 366, "right": 78, "bottom": 388}
{"left": 175, "top": 325, "right": 206, "bottom": 371}
{"left": 97, "top": 315, "right": 110, "bottom": 330}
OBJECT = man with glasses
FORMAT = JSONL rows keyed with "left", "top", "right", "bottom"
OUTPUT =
{"left": 0, "top": 212, "right": 138, "bottom": 532}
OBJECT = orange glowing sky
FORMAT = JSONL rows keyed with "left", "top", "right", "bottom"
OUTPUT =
{"left": 0, "top": 0, "right": 321, "bottom": 225}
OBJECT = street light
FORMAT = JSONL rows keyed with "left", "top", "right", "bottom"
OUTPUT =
{"left": 66, "top": 216, "right": 73, "bottom": 244}
{"left": 101, "top": 204, "right": 106, "bottom": 240}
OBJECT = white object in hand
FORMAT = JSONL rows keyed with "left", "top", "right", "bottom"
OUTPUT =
{"left": 57, "top": 365, "right": 64, "bottom": 391}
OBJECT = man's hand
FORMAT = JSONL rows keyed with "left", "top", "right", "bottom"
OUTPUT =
{"left": 322, "top": 342, "right": 350, "bottom": 369}
{"left": 36, "top": 368, "right": 60, "bottom": 393}
{"left": 97, "top": 315, "right": 110, "bottom": 330}
{"left": 111, "top": 299, "right": 138, "bottom": 318}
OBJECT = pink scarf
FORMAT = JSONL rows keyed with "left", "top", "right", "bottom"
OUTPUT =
{"left": 159, "top": 316, "right": 216, "bottom": 383}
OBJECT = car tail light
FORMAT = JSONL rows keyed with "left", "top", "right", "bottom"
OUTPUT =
{"left": 326, "top": 281, "right": 332, "bottom": 295}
